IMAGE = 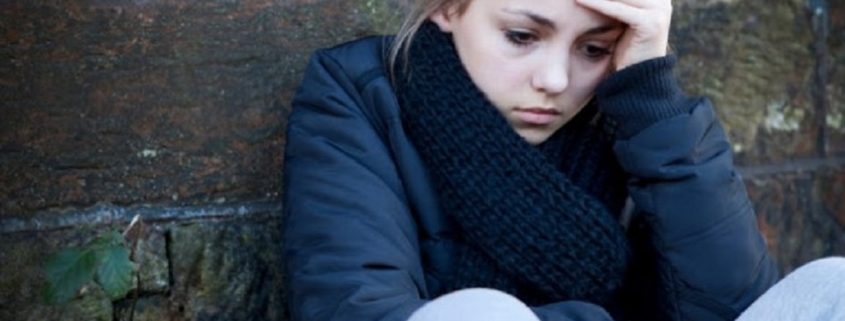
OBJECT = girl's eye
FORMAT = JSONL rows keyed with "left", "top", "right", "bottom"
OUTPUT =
{"left": 581, "top": 44, "right": 612, "bottom": 59}
{"left": 505, "top": 30, "right": 538, "bottom": 47}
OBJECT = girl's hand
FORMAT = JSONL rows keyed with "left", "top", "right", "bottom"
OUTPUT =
{"left": 575, "top": 0, "right": 672, "bottom": 71}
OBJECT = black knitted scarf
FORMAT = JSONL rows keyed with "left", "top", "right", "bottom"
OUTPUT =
{"left": 394, "top": 21, "right": 632, "bottom": 306}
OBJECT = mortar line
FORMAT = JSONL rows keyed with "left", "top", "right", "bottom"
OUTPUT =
{"left": 0, "top": 200, "right": 282, "bottom": 234}
{"left": 738, "top": 156, "right": 845, "bottom": 178}
{"left": 808, "top": 0, "right": 830, "bottom": 157}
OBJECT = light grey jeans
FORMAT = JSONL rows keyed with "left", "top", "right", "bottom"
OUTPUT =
{"left": 408, "top": 288, "right": 540, "bottom": 321}
{"left": 408, "top": 257, "right": 845, "bottom": 321}
{"left": 736, "top": 256, "right": 845, "bottom": 321}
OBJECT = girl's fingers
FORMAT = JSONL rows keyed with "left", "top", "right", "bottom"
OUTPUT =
{"left": 575, "top": 0, "right": 648, "bottom": 25}
{"left": 598, "top": 0, "right": 651, "bottom": 9}
{"left": 577, "top": 0, "right": 671, "bottom": 36}
{"left": 576, "top": 0, "right": 672, "bottom": 70}
{"left": 605, "top": 0, "right": 671, "bottom": 10}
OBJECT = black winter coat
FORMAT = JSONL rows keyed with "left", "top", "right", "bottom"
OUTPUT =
{"left": 282, "top": 36, "right": 779, "bottom": 321}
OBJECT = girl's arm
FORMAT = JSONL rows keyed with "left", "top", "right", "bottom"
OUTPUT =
{"left": 595, "top": 55, "right": 780, "bottom": 321}
{"left": 283, "top": 50, "right": 427, "bottom": 321}
{"left": 576, "top": 1, "right": 779, "bottom": 318}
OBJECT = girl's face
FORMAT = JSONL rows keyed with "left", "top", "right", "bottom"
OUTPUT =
{"left": 431, "top": 0, "right": 624, "bottom": 144}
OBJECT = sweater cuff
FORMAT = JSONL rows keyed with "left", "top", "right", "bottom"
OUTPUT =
{"left": 595, "top": 55, "right": 696, "bottom": 138}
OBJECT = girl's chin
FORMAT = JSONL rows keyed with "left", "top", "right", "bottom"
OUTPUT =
{"left": 514, "top": 128, "right": 556, "bottom": 145}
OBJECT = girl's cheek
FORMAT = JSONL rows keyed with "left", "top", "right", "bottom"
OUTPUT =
{"left": 571, "top": 63, "right": 604, "bottom": 85}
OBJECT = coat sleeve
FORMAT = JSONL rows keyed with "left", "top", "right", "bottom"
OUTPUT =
{"left": 596, "top": 56, "right": 780, "bottom": 321}
{"left": 283, "top": 50, "right": 427, "bottom": 321}
{"left": 532, "top": 301, "right": 616, "bottom": 321}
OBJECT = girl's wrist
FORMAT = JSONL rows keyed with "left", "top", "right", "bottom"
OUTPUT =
{"left": 594, "top": 55, "right": 696, "bottom": 138}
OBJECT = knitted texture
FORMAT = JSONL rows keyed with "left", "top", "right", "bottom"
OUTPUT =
{"left": 595, "top": 55, "right": 698, "bottom": 138}
{"left": 395, "top": 21, "right": 631, "bottom": 306}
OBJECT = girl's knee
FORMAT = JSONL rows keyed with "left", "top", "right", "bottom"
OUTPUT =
{"left": 737, "top": 257, "right": 845, "bottom": 321}
{"left": 805, "top": 256, "right": 845, "bottom": 269}
{"left": 789, "top": 256, "right": 845, "bottom": 278}
{"left": 409, "top": 288, "right": 540, "bottom": 321}
{"left": 776, "top": 256, "right": 845, "bottom": 297}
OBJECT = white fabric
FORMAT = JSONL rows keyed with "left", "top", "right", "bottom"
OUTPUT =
{"left": 408, "top": 257, "right": 845, "bottom": 321}
{"left": 737, "top": 257, "right": 845, "bottom": 321}
{"left": 408, "top": 288, "right": 541, "bottom": 321}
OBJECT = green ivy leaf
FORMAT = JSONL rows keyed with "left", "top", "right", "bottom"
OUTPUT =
{"left": 95, "top": 244, "right": 135, "bottom": 300}
{"left": 44, "top": 248, "right": 98, "bottom": 304}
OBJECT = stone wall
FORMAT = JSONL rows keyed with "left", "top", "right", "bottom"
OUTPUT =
{"left": 673, "top": 0, "right": 845, "bottom": 271}
{"left": 0, "top": 0, "right": 842, "bottom": 320}
{"left": 0, "top": 1, "right": 405, "bottom": 320}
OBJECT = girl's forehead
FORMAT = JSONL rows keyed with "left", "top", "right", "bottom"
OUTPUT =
{"left": 465, "top": 0, "right": 620, "bottom": 32}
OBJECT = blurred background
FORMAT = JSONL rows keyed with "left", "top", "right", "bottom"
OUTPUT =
{"left": 0, "top": 0, "right": 842, "bottom": 320}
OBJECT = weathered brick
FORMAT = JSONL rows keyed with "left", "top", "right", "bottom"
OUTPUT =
{"left": 168, "top": 217, "right": 285, "bottom": 320}
{"left": 672, "top": 0, "right": 821, "bottom": 165}
{"left": 135, "top": 226, "right": 169, "bottom": 294}
{"left": 114, "top": 295, "right": 175, "bottom": 321}
{"left": 0, "top": 0, "right": 406, "bottom": 216}
{"left": 746, "top": 168, "right": 845, "bottom": 274}
{"left": 828, "top": 1, "right": 845, "bottom": 155}
{"left": 818, "top": 166, "right": 845, "bottom": 228}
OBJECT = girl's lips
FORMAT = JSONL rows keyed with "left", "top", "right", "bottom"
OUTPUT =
{"left": 513, "top": 107, "right": 561, "bottom": 125}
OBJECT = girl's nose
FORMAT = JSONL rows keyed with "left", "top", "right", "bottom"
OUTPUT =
{"left": 531, "top": 55, "right": 569, "bottom": 95}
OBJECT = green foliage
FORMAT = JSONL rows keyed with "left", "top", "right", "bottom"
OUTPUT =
{"left": 44, "top": 248, "right": 99, "bottom": 304}
{"left": 43, "top": 230, "right": 137, "bottom": 304}
{"left": 95, "top": 244, "right": 134, "bottom": 299}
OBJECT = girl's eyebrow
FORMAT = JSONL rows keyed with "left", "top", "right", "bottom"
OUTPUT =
{"left": 501, "top": 8, "right": 557, "bottom": 30}
{"left": 583, "top": 24, "right": 625, "bottom": 36}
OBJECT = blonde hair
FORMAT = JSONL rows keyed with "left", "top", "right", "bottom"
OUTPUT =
{"left": 388, "top": 0, "right": 470, "bottom": 80}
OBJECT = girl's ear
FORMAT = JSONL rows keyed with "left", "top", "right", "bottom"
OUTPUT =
{"left": 429, "top": 5, "right": 458, "bottom": 32}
